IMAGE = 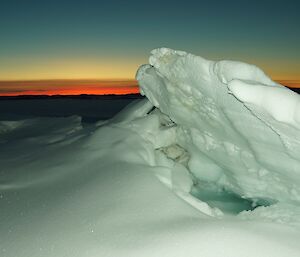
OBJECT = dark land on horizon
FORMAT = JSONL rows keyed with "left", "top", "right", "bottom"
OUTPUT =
{"left": 0, "top": 93, "right": 144, "bottom": 123}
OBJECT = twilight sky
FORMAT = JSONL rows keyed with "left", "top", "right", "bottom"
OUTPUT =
{"left": 0, "top": 0, "right": 299, "bottom": 94}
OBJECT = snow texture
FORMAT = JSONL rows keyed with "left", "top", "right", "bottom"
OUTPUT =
{"left": 1, "top": 48, "right": 300, "bottom": 257}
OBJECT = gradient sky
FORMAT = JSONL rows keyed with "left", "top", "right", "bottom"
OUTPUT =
{"left": 0, "top": 0, "right": 299, "bottom": 94}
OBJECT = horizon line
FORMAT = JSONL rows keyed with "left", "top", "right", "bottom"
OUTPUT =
{"left": 0, "top": 79, "right": 299, "bottom": 96}
{"left": 0, "top": 78, "right": 298, "bottom": 82}
{"left": 0, "top": 78, "right": 137, "bottom": 82}
{"left": 1, "top": 86, "right": 299, "bottom": 98}
{"left": 0, "top": 92, "right": 142, "bottom": 97}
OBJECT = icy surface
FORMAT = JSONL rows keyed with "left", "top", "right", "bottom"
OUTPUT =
{"left": 1, "top": 49, "right": 300, "bottom": 256}
{"left": 137, "top": 48, "right": 300, "bottom": 205}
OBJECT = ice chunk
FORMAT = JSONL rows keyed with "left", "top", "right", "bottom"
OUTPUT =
{"left": 137, "top": 48, "right": 300, "bottom": 204}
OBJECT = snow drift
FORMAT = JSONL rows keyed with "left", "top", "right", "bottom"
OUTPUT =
{"left": 1, "top": 48, "right": 300, "bottom": 257}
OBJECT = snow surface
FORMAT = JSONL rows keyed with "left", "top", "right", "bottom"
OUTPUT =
{"left": 1, "top": 48, "right": 300, "bottom": 257}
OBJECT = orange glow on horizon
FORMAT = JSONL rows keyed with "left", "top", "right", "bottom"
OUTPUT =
{"left": 276, "top": 80, "right": 300, "bottom": 88}
{"left": 0, "top": 80, "right": 140, "bottom": 96}
{"left": 0, "top": 79, "right": 299, "bottom": 96}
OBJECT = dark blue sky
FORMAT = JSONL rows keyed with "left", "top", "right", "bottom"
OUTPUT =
{"left": 0, "top": 0, "right": 299, "bottom": 80}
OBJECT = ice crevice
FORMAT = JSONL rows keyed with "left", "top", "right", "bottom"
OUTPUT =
{"left": 135, "top": 48, "right": 300, "bottom": 217}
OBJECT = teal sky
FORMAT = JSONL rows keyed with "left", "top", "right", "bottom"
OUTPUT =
{"left": 0, "top": 0, "right": 299, "bottom": 80}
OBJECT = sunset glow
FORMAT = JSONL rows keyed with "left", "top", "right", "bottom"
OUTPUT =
{"left": 276, "top": 80, "right": 300, "bottom": 89}
{"left": 0, "top": 79, "right": 299, "bottom": 96}
{"left": 0, "top": 80, "right": 139, "bottom": 96}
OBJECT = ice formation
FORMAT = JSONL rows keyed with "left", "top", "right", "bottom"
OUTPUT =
{"left": 1, "top": 48, "right": 300, "bottom": 257}
{"left": 137, "top": 48, "right": 300, "bottom": 205}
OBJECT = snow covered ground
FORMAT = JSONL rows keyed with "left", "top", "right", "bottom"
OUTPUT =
{"left": 1, "top": 48, "right": 300, "bottom": 257}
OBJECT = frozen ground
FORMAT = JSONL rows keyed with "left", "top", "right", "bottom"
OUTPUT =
{"left": 1, "top": 49, "right": 300, "bottom": 257}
